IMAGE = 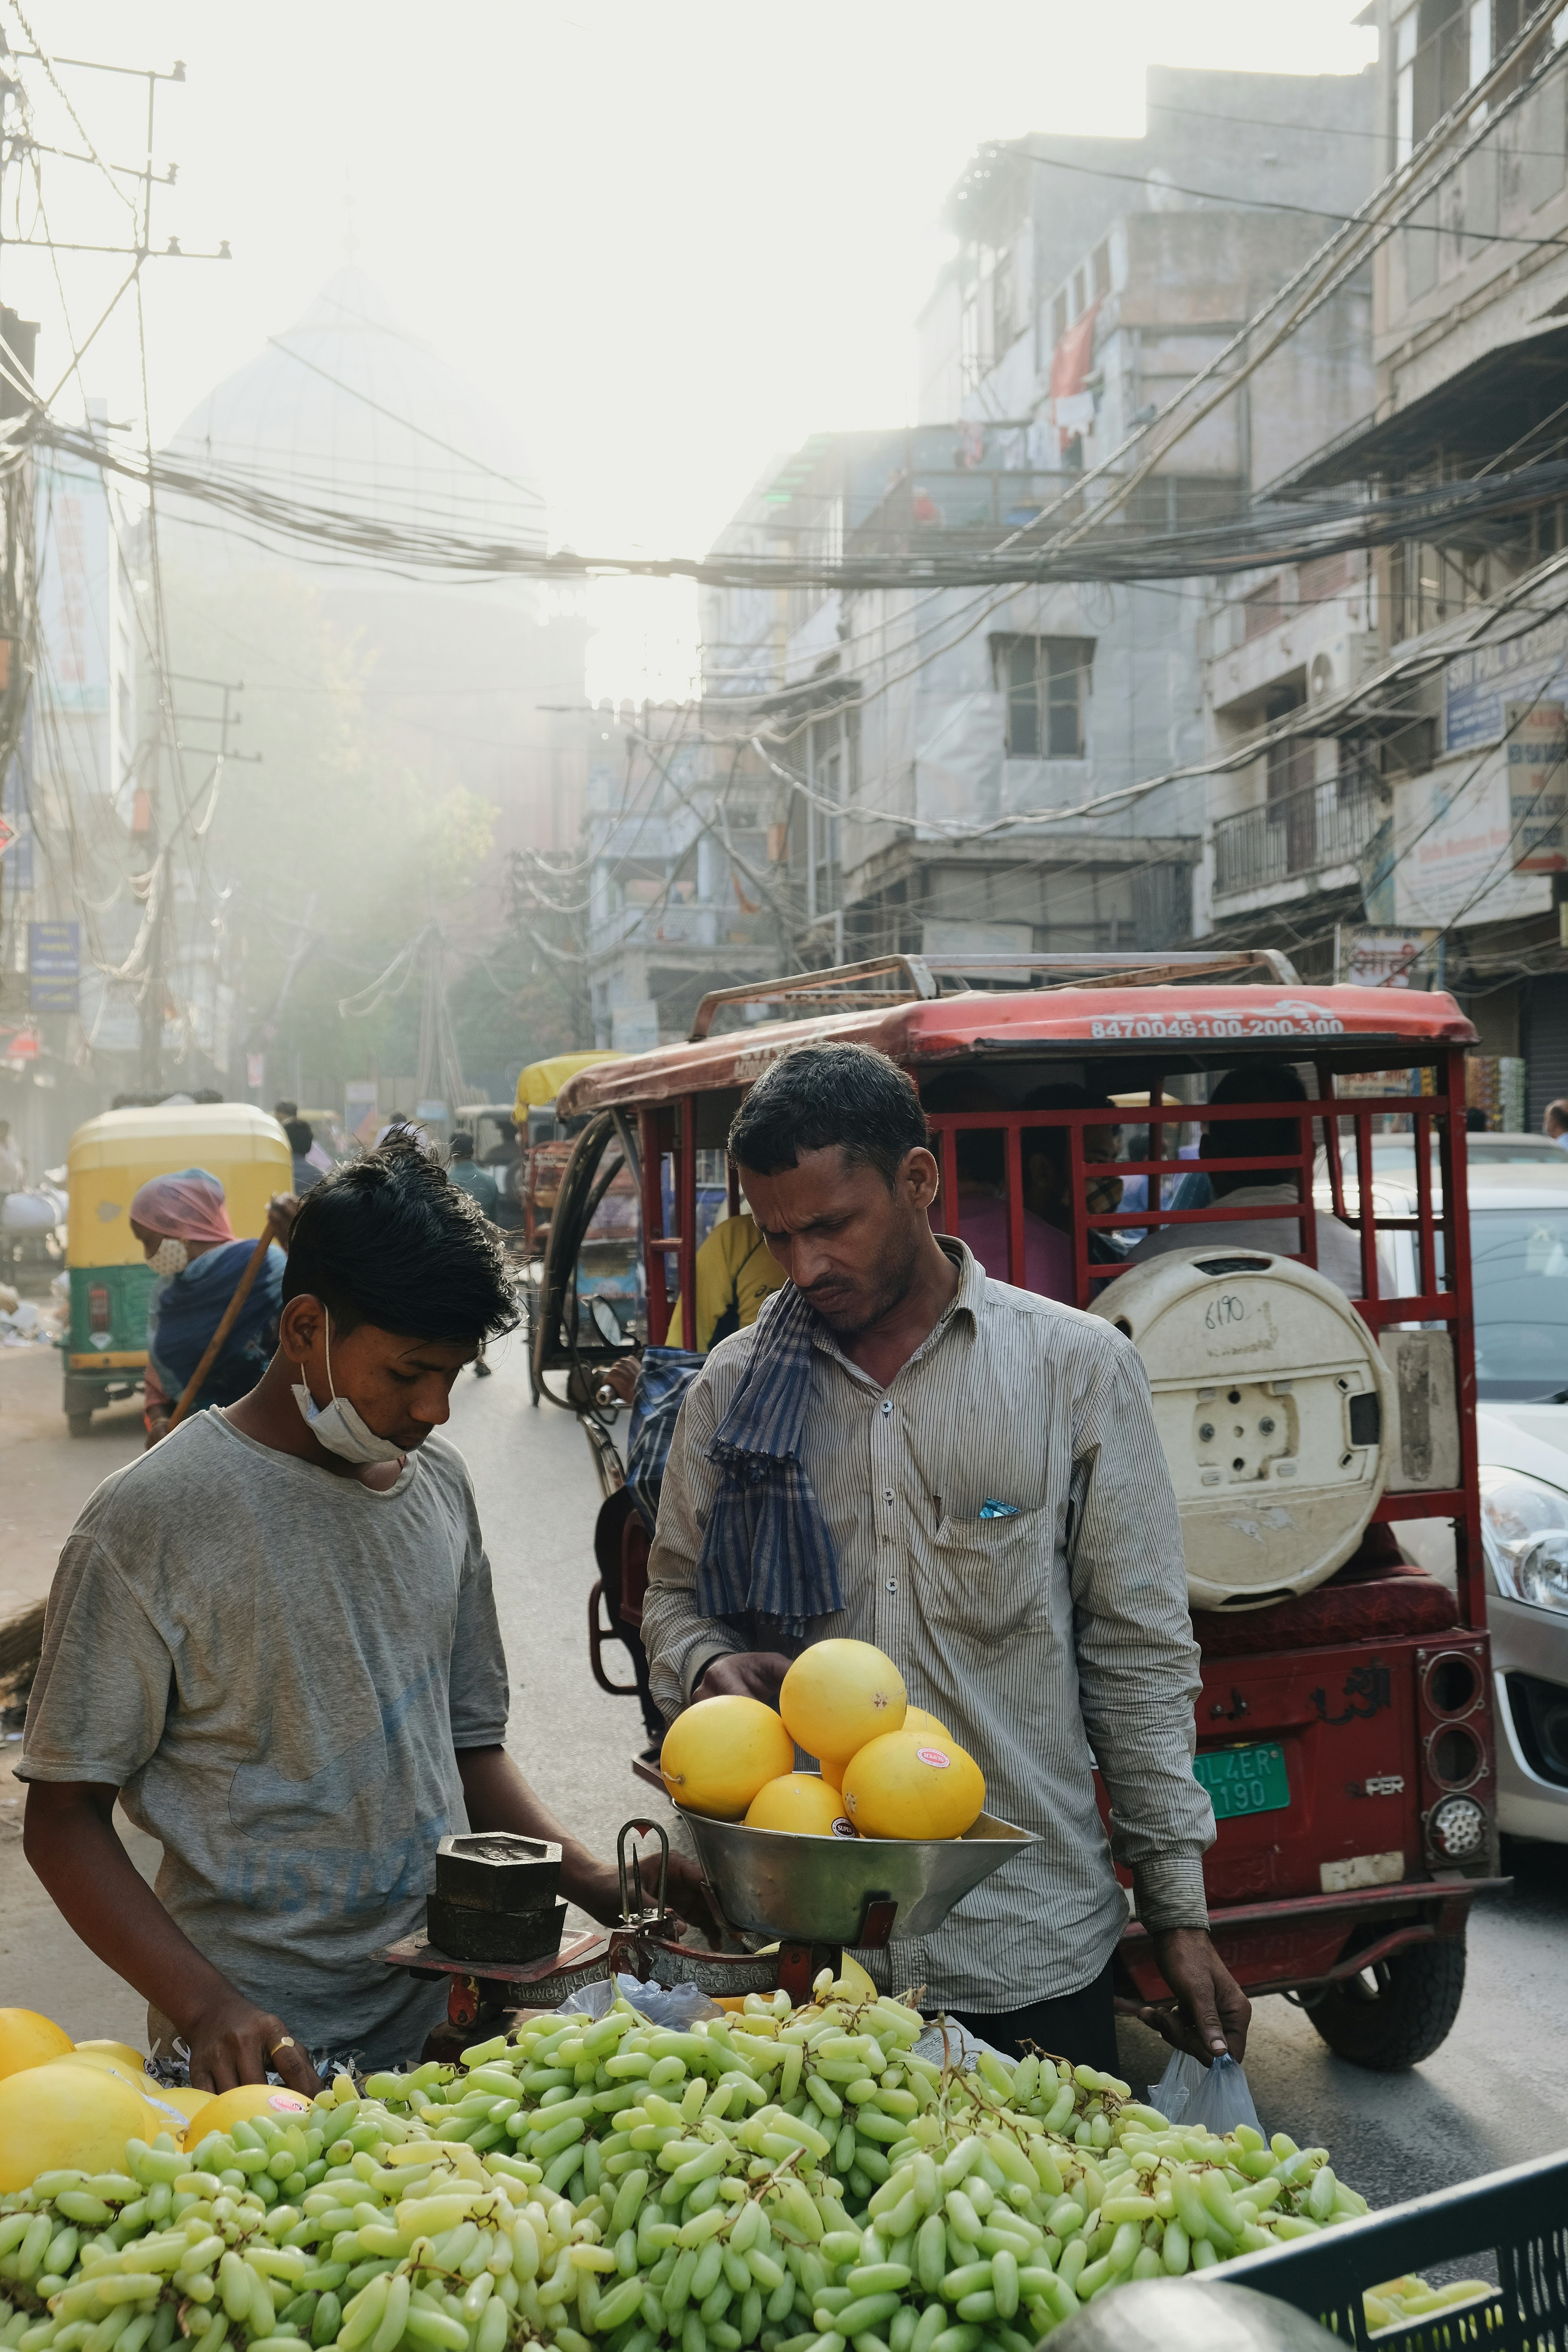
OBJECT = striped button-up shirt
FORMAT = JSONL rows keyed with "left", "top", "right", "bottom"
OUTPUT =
{"left": 643, "top": 1240, "right": 1215, "bottom": 2013}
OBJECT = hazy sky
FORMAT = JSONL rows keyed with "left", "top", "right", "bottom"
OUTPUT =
{"left": 8, "top": 1, "right": 1375, "bottom": 696}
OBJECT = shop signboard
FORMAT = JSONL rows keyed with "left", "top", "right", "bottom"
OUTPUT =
{"left": 1506, "top": 700, "right": 1568, "bottom": 872}
{"left": 28, "top": 919, "right": 79, "bottom": 1014}
{"left": 1338, "top": 926, "right": 1437, "bottom": 986}
{"left": 1390, "top": 753, "right": 1551, "bottom": 929}
{"left": 1445, "top": 612, "right": 1568, "bottom": 751}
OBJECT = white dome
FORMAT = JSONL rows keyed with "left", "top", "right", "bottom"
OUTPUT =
{"left": 164, "top": 265, "right": 546, "bottom": 560}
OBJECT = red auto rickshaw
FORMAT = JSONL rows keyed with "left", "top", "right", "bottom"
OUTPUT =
{"left": 535, "top": 949, "right": 1503, "bottom": 2068}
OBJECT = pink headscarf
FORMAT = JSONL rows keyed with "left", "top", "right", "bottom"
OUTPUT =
{"left": 129, "top": 1167, "right": 236, "bottom": 1248}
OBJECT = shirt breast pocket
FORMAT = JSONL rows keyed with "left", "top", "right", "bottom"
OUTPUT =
{"left": 919, "top": 1504, "right": 1055, "bottom": 1640}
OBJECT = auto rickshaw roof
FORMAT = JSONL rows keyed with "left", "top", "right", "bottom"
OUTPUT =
{"left": 513, "top": 1052, "right": 625, "bottom": 1119}
{"left": 556, "top": 956, "right": 1476, "bottom": 1116}
{"left": 67, "top": 1100, "right": 291, "bottom": 1170}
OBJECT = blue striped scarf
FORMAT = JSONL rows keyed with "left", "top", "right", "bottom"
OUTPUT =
{"left": 695, "top": 1283, "right": 843, "bottom": 1642}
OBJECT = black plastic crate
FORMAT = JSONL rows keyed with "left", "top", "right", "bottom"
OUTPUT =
{"left": 1220, "top": 2149, "right": 1568, "bottom": 2352}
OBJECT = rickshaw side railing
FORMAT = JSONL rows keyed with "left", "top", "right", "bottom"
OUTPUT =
{"left": 638, "top": 1103, "right": 699, "bottom": 1349}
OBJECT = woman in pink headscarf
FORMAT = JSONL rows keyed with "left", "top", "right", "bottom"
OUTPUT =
{"left": 130, "top": 1168, "right": 287, "bottom": 1443}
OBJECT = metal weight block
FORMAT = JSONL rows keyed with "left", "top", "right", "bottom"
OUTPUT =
{"left": 434, "top": 1831, "right": 563, "bottom": 1913}
{"left": 425, "top": 1893, "right": 569, "bottom": 1965}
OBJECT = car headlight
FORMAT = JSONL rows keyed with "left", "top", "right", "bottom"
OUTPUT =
{"left": 1480, "top": 1468, "right": 1568, "bottom": 1613}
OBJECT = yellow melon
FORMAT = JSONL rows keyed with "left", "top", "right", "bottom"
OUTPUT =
{"left": 779, "top": 1640, "right": 907, "bottom": 1779}
{"left": 142, "top": 2082, "right": 206, "bottom": 2137}
{"left": 744, "top": 1773, "right": 856, "bottom": 1838}
{"left": 74, "top": 2038, "right": 147, "bottom": 2073}
{"left": 0, "top": 2059, "right": 149, "bottom": 2191}
{"left": 660, "top": 1695, "right": 795, "bottom": 1819}
{"left": 902, "top": 1706, "right": 955, "bottom": 1746}
{"left": 841, "top": 1728, "right": 986, "bottom": 1840}
{"left": 153, "top": 2082, "right": 213, "bottom": 2124}
{"left": 52, "top": 2049, "right": 152, "bottom": 2096}
{"left": 0, "top": 2007, "right": 75, "bottom": 2081}
{"left": 182, "top": 2082, "right": 314, "bottom": 2148}
{"left": 49, "top": 2048, "right": 189, "bottom": 2135}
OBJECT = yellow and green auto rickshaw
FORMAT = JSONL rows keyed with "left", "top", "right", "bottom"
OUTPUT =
{"left": 62, "top": 1101, "right": 291, "bottom": 1435}
{"left": 514, "top": 1053, "right": 624, "bottom": 1259}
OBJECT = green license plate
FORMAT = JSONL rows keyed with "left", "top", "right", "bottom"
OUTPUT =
{"left": 1195, "top": 1740, "right": 1291, "bottom": 1821}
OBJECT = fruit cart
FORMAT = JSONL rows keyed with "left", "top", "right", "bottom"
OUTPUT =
{"left": 530, "top": 951, "right": 1507, "bottom": 2070}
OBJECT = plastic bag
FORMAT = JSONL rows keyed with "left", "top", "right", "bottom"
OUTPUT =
{"left": 912, "top": 2019, "right": 1009, "bottom": 2073}
{"left": 1149, "top": 2047, "right": 1260, "bottom": 2135}
{"left": 556, "top": 1971, "right": 722, "bottom": 2027}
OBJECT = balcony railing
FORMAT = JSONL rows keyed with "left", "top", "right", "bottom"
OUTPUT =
{"left": 847, "top": 470, "right": 1080, "bottom": 557}
{"left": 1212, "top": 777, "right": 1387, "bottom": 900}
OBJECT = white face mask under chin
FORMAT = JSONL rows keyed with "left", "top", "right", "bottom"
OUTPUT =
{"left": 292, "top": 1321, "right": 406, "bottom": 1466}
{"left": 150, "top": 1237, "right": 189, "bottom": 1278}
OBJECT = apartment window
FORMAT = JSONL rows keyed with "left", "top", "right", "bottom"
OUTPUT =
{"left": 1396, "top": 7, "right": 1417, "bottom": 159}
{"left": 1051, "top": 290, "right": 1067, "bottom": 347}
{"left": 806, "top": 704, "right": 857, "bottom": 925}
{"left": 993, "top": 635, "right": 1093, "bottom": 759}
{"left": 1091, "top": 240, "right": 1111, "bottom": 297}
{"left": 1397, "top": 0, "right": 1471, "bottom": 157}
{"left": 992, "top": 248, "right": 1015, "bottom": 352}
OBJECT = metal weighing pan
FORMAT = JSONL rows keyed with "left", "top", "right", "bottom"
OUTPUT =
{"left": 678, "top": 1807, "right": 1040, "bottom": 1946}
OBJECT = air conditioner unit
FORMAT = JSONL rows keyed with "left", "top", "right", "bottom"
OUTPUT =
{"left": 1306, "top": 632, "right": 1378, "bottom": 708}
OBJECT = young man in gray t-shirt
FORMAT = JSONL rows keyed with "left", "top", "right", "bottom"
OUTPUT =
{"left": 21, "top": 1138, "right": 708, "bottom": 2090}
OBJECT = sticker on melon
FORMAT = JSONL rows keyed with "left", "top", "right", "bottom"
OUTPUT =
{"left": 182, "top": 2081, "right": 312, "bottom": 2147}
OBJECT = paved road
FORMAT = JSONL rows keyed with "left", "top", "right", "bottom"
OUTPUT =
{"left": 0, "top": 1343, "right": 142, "bottom": 1622}
{"left": 3, "top": 1332, "right": 1564, "bottom": 2213}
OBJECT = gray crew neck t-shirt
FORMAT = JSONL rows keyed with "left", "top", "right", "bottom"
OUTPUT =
{"left": 20, "top": 1410, "right": 509, "bottom": 2066}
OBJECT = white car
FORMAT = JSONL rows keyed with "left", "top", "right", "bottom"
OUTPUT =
{"left": 1323, "top": 1150, "right": 1568, "bottom": 1840}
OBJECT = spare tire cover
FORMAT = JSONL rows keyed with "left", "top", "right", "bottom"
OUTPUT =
{"left": 1091, "top": 1246, "right": 1392, "bottom": 1611}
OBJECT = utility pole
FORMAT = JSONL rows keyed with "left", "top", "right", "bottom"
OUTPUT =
{"left": 0, "top": 34, "right": 229, "bottom": 1096}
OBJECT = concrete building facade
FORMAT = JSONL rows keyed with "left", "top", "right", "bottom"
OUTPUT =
{"left": 1193, "top": 3, "right": 1568, "bottom": 1120}
{"left": 692, "top": 66, "right": 1377, "bottom": 985}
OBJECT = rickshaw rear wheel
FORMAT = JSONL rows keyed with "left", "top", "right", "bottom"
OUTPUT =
{"left": 1309, "top": 1931, "right": 1465, "bottom": 2070}
{"left": 67, "top": 1412, "right": 94, "bottom": 1438}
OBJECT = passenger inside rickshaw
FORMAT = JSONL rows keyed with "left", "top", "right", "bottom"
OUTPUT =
{"left": 1124, "top": 1061, "right": 1366, "bottom": 1298}
{"left": 663, "top": 1200, "right": 787, "bottom": 1350}
{"left": 920, "top": 1072, "right": 1129, "bottom": 1301}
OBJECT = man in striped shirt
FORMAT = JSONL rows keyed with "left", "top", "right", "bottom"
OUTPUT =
{"left": 644, "top": 1041, "right": 1247, "bottom": 2073}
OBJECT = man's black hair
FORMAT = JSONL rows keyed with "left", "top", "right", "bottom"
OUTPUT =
{"left": 273, "top": 1099, "right": 299, "bottom": 1121}
{"left": 1204, "top": 1060, "right": 1308, "bottom": 1179}
{"left": 284, "top": 1117, "right": 313, "bottom": 1156}
{"left": 729, "top": 1041, "right": 928, "bottom": 1188}
{"left": 282, "top": 1134, "right": 518, "bottom": 1339}
{"left": 450, "top": 1132, "right": 475, "bottom": 1159}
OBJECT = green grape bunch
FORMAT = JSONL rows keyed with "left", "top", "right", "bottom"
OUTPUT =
{"left": 0, "top": 1971, "right": 1379, "bottom": 2352}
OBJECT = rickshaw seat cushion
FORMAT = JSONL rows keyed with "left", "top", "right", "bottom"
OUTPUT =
{"left": 1193, "top": 1562, "right": 1458, "bottom": 1657}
